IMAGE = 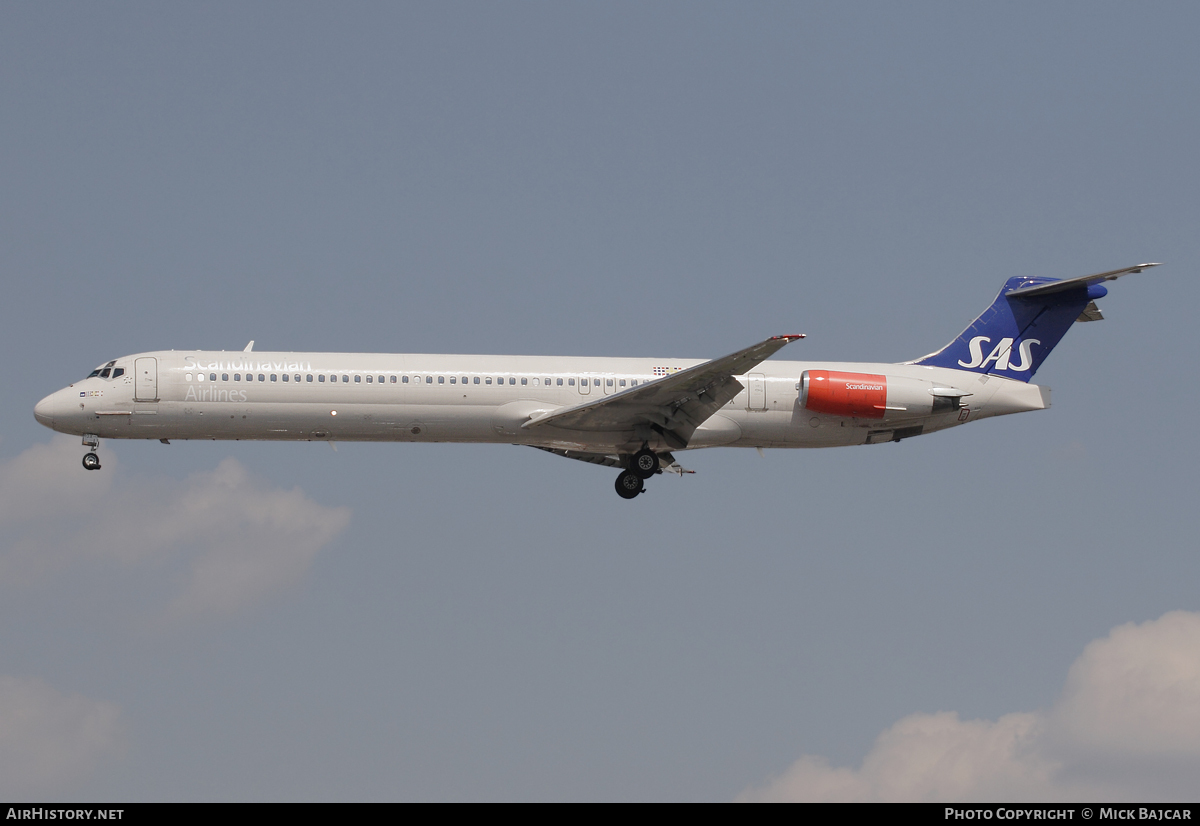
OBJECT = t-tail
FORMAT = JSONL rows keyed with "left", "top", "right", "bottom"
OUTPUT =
{"left": 910, "top": 263, "right": 1160, "bottom": 381}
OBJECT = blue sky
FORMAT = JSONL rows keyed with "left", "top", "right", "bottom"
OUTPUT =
{"left": 2, "top": 2, "right": 1199, "bottom": 800}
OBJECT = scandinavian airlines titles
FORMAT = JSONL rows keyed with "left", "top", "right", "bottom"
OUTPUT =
{"left": 958, "top": 336, "right": 1040, "bottom": 372}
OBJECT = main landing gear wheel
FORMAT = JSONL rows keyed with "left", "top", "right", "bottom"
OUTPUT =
{"left": 631, "top": 448, "right": 660, "bottom": 479}
{"left": 615, "top": 470, "right": 644, "bottom": 499}
{"left": 82, "top": 452, "right": 101, "bottom": 471}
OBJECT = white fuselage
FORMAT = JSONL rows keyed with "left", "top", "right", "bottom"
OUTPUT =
{"left": 34, "top": 349, "right": 1050, "bottom": 454}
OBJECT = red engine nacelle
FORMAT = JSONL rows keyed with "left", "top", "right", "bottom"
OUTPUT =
{"left": 801, "top": 370, "right": 887, "bottom": 419}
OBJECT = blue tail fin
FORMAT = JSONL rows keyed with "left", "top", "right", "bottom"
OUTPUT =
{"left": 910, "top": 264, "right": 1159, "bottom": 381}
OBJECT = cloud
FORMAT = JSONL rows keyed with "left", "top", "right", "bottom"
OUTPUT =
{"left": 0, "top": 437, "right": 351, "bottom": 618}
{"left": 0, "top": 675, "right": 123, "bottom": 796}
{"left": 739, "top": 611, "right": 1200, "bottom": 802}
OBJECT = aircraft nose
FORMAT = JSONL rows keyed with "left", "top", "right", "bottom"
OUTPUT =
{"left": 34, "top": 394, "right": 55, "bottom": 427}
{"left": 34, "top": 396, "right": 55, "bottom": 429}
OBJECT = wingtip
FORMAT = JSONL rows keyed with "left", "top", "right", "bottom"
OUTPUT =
{"left": 772, "top": 334, "right": 806, "bottom": 342}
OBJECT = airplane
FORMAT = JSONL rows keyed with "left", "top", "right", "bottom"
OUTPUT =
{"left": 33, "top": 264, "right": 1158, "bottom": 499}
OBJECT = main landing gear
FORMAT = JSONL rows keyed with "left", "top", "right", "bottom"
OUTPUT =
{"left": 615, "top": 470, "right": 644, "bottom": 499}
{"left": 81, "top": 434, "right": 101, "bottom": 471}
{"left": 631, "top": 447, "right": 660, "bottom": 478}
{"left": 614, "top": 447, "right": 663, "bottom": 500}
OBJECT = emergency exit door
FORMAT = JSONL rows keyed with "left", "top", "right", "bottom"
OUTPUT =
{"left": 747, "top": 373, "right": 766, "bottom": 410}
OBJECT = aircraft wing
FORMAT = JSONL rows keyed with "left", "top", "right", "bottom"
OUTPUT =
{"left": 1005, "top": 263, "right": 1161, "bottom": 298}
{"left": 523, "top": 334, "right": 803, "bottom": 449}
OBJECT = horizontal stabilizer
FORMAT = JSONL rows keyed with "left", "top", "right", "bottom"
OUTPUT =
{"left": 1005, "top": 263, "right": 1160, "bottom": 298}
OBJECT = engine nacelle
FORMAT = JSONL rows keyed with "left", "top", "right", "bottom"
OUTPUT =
{"left": 800, "top": 371, "right": 969, "bottom": 420}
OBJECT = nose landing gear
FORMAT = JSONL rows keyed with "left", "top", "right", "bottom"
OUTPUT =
{"left": 81, "top": 434, "right": 101, "bottom": 471}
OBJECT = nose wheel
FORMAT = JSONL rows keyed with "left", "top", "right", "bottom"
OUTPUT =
{"left": 82, "top": 452, "right": 101, "bottom": 471}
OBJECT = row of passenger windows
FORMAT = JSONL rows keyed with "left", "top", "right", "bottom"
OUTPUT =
{"left": 184, "top": 372, "right": 643, "bottom": 387}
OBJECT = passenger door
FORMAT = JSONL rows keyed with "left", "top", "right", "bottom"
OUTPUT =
{"left": 134, "top": 358, "right": 158, "bottom": 401}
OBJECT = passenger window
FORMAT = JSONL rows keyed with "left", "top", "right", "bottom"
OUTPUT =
{"left": 607, "top": 379, "right": 613, "bottom": 386}
{"left": 294, "top": 375, "right": 301, "bottom": 382}
{"left": 402, "top": 376, "right": 409, "bottom": 383}
{"left": 631, "top": 379, "right": 638, "bottom": 386}
{"left": 449, "top": 376, "right": 455, "bottom": 384}
{"left": 509, "top": 377, "right": 516, "bottom": 385}
{"left": 438, "top": 376, "right": 444, "bottom": 384}
{"left": 521, "top": 378, "right": 528, "bottom": 385}
{"left": 619, "top": 379, "right": 626, "bottom": 386}
{"left": 486, "top": 377, "right": 492, "bottom": 385}
{"left": 390, "top": 376, "right": 397, "bottom": 383}
{"left": 461, "top": 377, "right": 467, "bottom": 384}
{"left": 556, "top": 378, "right": 563, "bottom": 386}
{"left": 568, "top": 378, "right": 575, "bottom": 386}
{"left": 259, "top": 374, "right": 265, "bottom": 382}
{"left": 320, "top": 375, "right": 327, "bottom": 382}
{"left": 474, "top": 377, "right": 480, "bottom": 385}
{"left": 355, "top": 375, "right": 362, "bottom": 383}
{"left": 366, "top": 376, "right": 372, "bottom": 383}
{"left": 271, "top": 374, "right": 277, "bottom": 382}
{"left": 222, "top": 374, "right": 229, "bottom": 381}
{"left": 211, "top": 374, "right": 217, "bottom": 381}
{"left": 426, "top": 376, "right": 432, "bottom": 384}
{"left": 185, "top": 373, "right": 193, "bottom": 381}
{"left": 342, "top": 375, "right": 348, "bottom": 383}
{"left": 306, "top": 375, "right": 313, "bottom": 382}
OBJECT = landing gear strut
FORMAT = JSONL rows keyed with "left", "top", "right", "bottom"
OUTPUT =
{"left": 615, "top": 470, "right": 644, "bottom": 499}
{"left": 82, "top": 452, "right": 101, "bottom": 471}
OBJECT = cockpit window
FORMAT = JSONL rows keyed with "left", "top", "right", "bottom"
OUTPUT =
{"left": 99, "top": 368, "right": 111, "bottom": 378}
{"left": 112, "top": 368, "right": 124, "bottom": 378}
{"left": 87, "top": 369, "right": 102, "bottom": 378}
